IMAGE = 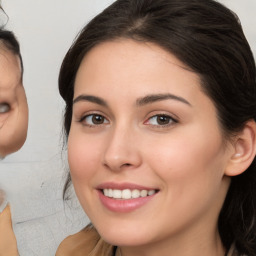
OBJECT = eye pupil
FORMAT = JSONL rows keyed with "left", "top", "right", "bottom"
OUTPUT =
{"left": 157, "top": 115, "right": 170, "bottom": 125}
{"left": 92, "top": 115, "right": 104, "bottom": 124}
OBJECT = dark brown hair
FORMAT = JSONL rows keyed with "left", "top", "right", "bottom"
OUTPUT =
{"left": 59, "top": 0, "right": 256, "bottom": 254}
{"left": 0, "top": 6, "right": 23, "bottom": 76}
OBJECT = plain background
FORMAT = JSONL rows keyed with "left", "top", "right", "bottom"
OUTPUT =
{"left": 0, "top": 0, "right": 255, "bottom": 255}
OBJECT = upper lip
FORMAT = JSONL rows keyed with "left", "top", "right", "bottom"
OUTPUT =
{"left": 96, "top": 182, "right": 158, "bottom": 191}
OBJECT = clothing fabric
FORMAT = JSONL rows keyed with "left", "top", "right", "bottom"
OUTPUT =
{"left": 0, "top": 205, "right": 19, "bottom": 255}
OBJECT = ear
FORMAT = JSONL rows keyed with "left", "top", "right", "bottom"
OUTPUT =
{"left": 225, "top": 120, "right": 256, "bottom": 177}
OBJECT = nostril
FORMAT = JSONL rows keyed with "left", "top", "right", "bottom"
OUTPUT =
{"left": 123, "top": 163, "right": 132, "bottom": 167}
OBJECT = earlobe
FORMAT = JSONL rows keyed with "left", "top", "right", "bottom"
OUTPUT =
{"left": 225, "top": 120, "right": 256, "bottom": 177}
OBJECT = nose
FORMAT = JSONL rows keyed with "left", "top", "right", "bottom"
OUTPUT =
{"left": 103, "top": 125, "right": 142, "bottom": 172}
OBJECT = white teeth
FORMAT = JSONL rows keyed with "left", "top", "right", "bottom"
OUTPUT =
{"left": 122, "top": 189, "right": 132, "bottom": 199}
{"left": 113, "top": 189, "right": 122, "bottom": 199}
{"left": 148, "top": 190, "right": 155, "bottom": 196}
{"left": 103, "top": 189, "right": 109, "bottom": 197}
{"left": 140, "top": 190, "right": 148, "bottom": 197}
{"left": 131, "top": 189, "right": 140, "bottom": 198}
{"left": 102, "top": 188, "right": 157, "bottom": 199}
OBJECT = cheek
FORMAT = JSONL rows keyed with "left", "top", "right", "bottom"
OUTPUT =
{"left": 67, "top": 130, "right": 108, "bottom": 219}
{"left": 67, "top": 131, "right": 101, "bottom": 184}
{"left": 143, "top": 128, "right": 227, "bottom": 231}
{"left": 146, "top": 125, "right": 226, "bottom": 196}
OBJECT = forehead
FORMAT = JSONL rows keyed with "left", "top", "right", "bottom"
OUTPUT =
{"left": 0, "top": 46, "right": 21, "bottom": 68}
{"left": 74, "top": 39, "right": 202, "bottom": 99}
{"left": 0, "top": 47, "right": 21, "bottom": 88}
{"left": 78, "top": 39, "right": 191, "bottom": 73}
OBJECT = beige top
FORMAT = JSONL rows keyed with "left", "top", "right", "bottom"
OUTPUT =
{"left": 56, "top": 226, "right": 240, "bottom": 256}
{"left": 56, "top": 226, "right": 117, "bottom": 256}
{"left": 0, "top": 205, "right": 19, "bottom": 256}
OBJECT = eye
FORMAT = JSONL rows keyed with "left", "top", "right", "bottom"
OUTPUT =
{"left": 145, "top": 114, "right": 177, "bottom": 127}
{"left": 0, "top": 103, "right": 10, "bottom": 114}
{"left": 80, "top": 114, "right": 109, "bottom": 126}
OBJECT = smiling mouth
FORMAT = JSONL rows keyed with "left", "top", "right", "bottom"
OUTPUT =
{"left": 101, "top": 188, "right": 159, "bottom": 200}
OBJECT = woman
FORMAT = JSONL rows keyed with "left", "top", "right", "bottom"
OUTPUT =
{"left": 0, "top": 11, "right": 28, "bottom": 255}
{"left": 56, "top": 0, "right": 256, "bottom": 255}
{"left": 0, "top": 31, "right": 27, "bottom": 158}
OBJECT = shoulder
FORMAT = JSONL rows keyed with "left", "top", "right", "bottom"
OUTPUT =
{"left": 56, "top": 226, "right": 116, "bottom": 256}
{"left": 56, "top": 226, "right": 101, "bottom": 256}
{"left": 0, "top": 205, "right": 19, "bottom": 256}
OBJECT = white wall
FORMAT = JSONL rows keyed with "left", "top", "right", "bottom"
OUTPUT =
{"left": 0, "top": 0, "right": 255, "bottom": 255}
{"left": 222, "top": 0, "right": 256, "bottom": 53}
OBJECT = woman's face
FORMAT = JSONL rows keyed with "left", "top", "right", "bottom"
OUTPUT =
{"left": 0, "top": 48, "right": 28, "bottom": 157}
{"left": 68, "top": 39, "right": 232, "bottom": 249}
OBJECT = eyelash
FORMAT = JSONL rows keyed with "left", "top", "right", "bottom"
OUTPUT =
{"left": 78, "top": 113, "right": 109, "bottom": 127}
{"left": 144, "top": 114, "right": 178, "bottom": 128}
{"left": 78, "top": 113, "right": 178, "bottom": 129}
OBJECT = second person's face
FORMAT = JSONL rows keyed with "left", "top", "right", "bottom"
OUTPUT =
{"left": 0, "top": 49, "right": 28, "bottom": 157}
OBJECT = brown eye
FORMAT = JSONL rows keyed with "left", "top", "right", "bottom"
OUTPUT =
{"left": 156, "top": 115, "right": 171, "bottom": 125}
{"left": 81, "top": 114, "right": 109, "bottom": 126}
{"left": 0, "top": 103, "right": 10, "bottom": 114}
{"left": 92, "top": 115, "right": 105, "bottom": 124}
{"left": 145, "top": 114, "right": 177, "bottom": 127}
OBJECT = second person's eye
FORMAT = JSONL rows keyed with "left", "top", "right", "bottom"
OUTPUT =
{"left": 0, "top": 103, "right": 10, "bottom": 114}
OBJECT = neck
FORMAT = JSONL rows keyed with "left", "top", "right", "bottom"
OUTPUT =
{"left": 118, "top": 225, "right": 225, "bottom": 256}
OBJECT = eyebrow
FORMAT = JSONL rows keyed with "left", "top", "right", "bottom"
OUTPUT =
{"left": 73, "top": 95, "right": 108, "bottom": 107}
{"left": 73, "top": 93, "right": 191, "bottom": 108}
{"left": 136, "top": 93, "right": 191, "bottom": 106}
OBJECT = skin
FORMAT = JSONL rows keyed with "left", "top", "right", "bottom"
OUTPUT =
{"left": 67, "top": 39, "right": 252, "bottom": 256}
{"left": 0, "top": 46, "right": 28, "bottom": 256}
{"left": 0, "top": 47, "right": 28, "bottom": 157}
{"left": 0, "top": 205, "right": 18, "bottom": 256}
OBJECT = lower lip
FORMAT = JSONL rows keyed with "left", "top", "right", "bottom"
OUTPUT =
{"left": 98, "top": 190, "right": 157, "bottom": 213}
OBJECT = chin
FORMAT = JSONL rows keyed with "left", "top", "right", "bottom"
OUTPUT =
{"left": 98, "top": 226, "right": 151, "bottom": 247}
